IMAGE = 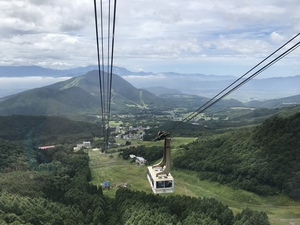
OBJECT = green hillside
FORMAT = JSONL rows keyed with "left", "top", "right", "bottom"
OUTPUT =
{"left": 0, "top": 71, "right": 169, "bottom": 117}
{"left": 0, "top": 115, "right": 100, "bottom": 144}
{"left": 0, "top": 86, "right": 100, "bottom": 116}
{"left": 48, "top": 70, "right": 166, "bottom": 111}
{"left": 173, "top": 107, "right": 300, "bottom": 199}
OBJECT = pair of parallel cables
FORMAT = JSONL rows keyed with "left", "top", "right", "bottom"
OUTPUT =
{"left": 170, "top": 33, "right": 300, "bottom": 133}
{"left": 93, "top": 0, "right": 117, "bottom": 151}
{"left": 92, "top": 2, "right": 299, "bottom": 139}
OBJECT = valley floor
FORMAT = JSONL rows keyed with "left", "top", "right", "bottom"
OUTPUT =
{"left": 89, "top": 146, "right": 300, "bottom": 225}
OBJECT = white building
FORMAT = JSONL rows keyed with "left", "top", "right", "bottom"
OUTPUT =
{"left": 73, "top": 141, "right": 91, "bottom": 151}
{"left": 135, "top": 156, "right": 147, "bottom": 165}
{"left": 83, "top": 141, "right": 91, "bottom": 148}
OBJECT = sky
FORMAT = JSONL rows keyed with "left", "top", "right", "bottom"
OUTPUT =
{"left": 0, "top": 0, "right": 299, "bottom": 79}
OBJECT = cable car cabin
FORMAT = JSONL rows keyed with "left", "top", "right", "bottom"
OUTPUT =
{"left": 147, "top": 132, "right": 174, "bottom": 194}
{"left": 147, "top": 166, "right": 174, "bottom": 194}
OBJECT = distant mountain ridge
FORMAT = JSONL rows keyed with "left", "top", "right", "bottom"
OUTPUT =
{"left": 144, "top": 86, "right": 183, "bottom": 96}
{"left": 0, "top": 65, "right": 154, "bottom": 77}
{"left": 0, "top": 66, "right": 299, "bottom": 117}
{"left": 0, "top": 70, "right": 168, "bottom": 117}
{"left": 0, "top": 65, "right": 299, "bottom": 102}
{"left": 0, "top": 70, "right": 247, "bottom": 118}
{"left": 0, "top": 65, "right": 96, "bottom": 77}
{"left": 128, "top": 75, "right": 300, "bottom": 101}
{"left": 245, "top": 94, "right": 300, "bottom": 108}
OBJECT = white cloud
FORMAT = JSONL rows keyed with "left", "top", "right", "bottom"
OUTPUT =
{"left": 0, "top": 0, "right": 299, "bottom": 76}
{"left": 0, "top": 76, "right": 70, "bottom": 88}
{"left": 0, "top": 76, "right": 71, "bottom": 97}
{"left": 270, "top": 32, "right": 285, "bottom": 43}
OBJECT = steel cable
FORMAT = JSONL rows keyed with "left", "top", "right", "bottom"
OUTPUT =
{"left": 170, "top": 33, "right": 300, "bottom": 133}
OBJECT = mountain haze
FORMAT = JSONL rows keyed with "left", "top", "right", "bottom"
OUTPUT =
{"left": 0, "top": 65, "right": 97, "bottom": 77}
{"left": 245, "top": 94, "right": 300, "bottom": 108}
{"left": 0, "top": 65, "right": 154, "bottom": 78}
{"left": 1, "top": 68, "right": 299, "bottom": 118}
{"left": 1, "top": 65, "right": 299, "bottom": 101}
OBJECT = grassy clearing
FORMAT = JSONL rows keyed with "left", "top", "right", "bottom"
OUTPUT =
{"left": 109, "top": 120, "right": 123, "bottom": 127}
{"left": 89, "top": 139, "right": 300, "bottom": 225}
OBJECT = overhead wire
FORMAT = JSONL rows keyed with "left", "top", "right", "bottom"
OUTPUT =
{"left": 178, "top": 33, "right": 300, "bottom": 126}
{"left": 93, "top": 0, "right": 298, "bottom": 146}
{"left": 185, "top": 39, "right": 300, "bottom": 121}
{"left": 108, "top": 0, "right": 117, "bottom": 119}
{"left": 93, "top": 0, "right": 118, "bottom": 151}
{"left": 104, "top": 0, "right": 118, "bottom": 150}
{"left": 100, "top": 0, "right": 105, "bottom": 76}
{"left": 106, "top": 0, "right": 118, "bottom": 148}
{"left": 169, "top": 33, "right": 300, "bottom": 133}
{"left": 93, "top": 0, "right": 106, "bottom": 140}
{"left": 106, "top": 0, "right": 111, "bottom": 121}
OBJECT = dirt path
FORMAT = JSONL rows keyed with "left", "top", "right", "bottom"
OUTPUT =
{"left": 184, "top": 185, "right": 188, "bottom": 195}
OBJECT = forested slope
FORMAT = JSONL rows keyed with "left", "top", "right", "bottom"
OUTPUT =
{"left": 112, "top": 189, "right": 269, "bottom": 225}
{"left": 0, "top": 115, "right": 100, "bottom": 144}
{"left": 0, "top": 137, "right": 270, "bottom": 224}
{"left": 0, "top": 139, "right": 107, "bottom": 224}
{"left": 174, "top": 109, "right": 300, "bottom": 199}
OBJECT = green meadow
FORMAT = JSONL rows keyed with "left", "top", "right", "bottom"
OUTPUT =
{"left": 89, "top": 137, "right": 300, "bottom": 225}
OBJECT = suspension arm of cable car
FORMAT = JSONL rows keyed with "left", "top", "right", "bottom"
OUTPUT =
{"left": 147, "top": 131, "right": 174, "bottom": 194}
